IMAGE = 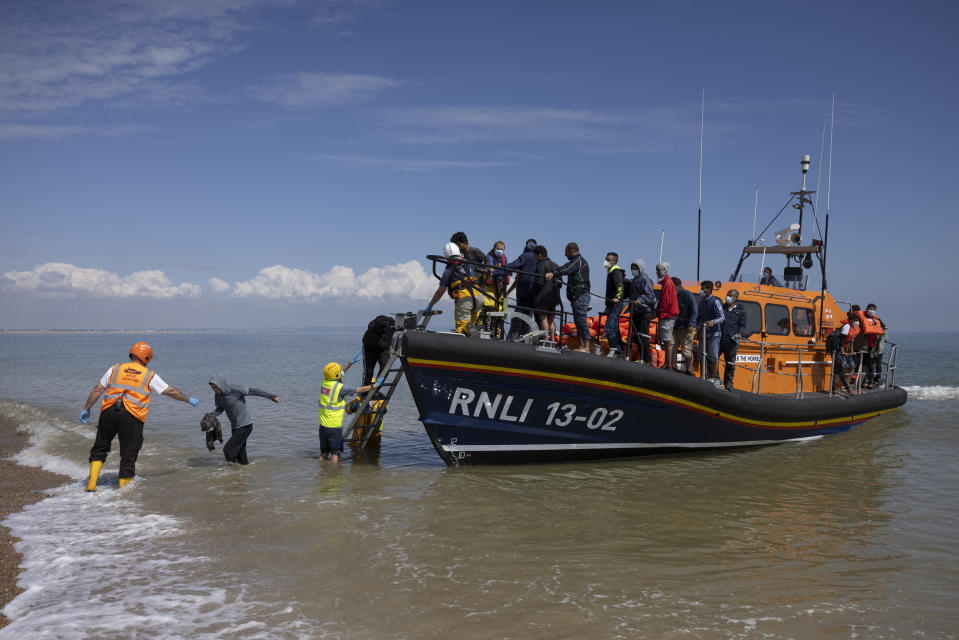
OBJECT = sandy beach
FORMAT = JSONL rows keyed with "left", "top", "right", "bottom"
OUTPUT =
{"left": 0, "top": 417, "right": 70, "bottom": 629}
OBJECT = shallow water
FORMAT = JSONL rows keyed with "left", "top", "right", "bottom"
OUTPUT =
{"left": 1, "top": 330, "right": 957, "bottom": 638}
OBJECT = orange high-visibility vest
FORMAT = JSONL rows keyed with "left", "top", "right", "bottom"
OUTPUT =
{"left": 101, "top": 361, "right": 155, "bottom": 422}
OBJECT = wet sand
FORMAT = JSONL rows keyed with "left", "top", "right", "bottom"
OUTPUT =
{"left": 0, "top": 418, "right": 71, "bottom": 629}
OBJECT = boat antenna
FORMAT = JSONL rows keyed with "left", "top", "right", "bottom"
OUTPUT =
{"left": 818, "top": 91, "right": 837, "bottom": 338}
{"left": 659, "top": 229, "right": 665, "bottom": 262}
{"left": 815, "top": 122, "right": 826, "bottom": 211}
{"left": 696, "top": 88, "right": 704, "bottom": 280}
{"left": 751, "top": 187, "right": 759, "bottom": 243}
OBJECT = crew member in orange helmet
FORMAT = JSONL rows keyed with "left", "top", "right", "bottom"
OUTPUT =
{"left": 78, "top": 342, "right": 199, "bottom": 491}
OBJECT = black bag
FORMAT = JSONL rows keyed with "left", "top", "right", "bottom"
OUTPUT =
{"left": 200, "top": 412, "right": 222, "bottom": 452}
{"left": 825, "top": 328, "right": 843, "bottom": 354}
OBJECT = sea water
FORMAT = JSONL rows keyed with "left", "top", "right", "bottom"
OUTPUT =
{"left": 0, "top": 330, "right": 957, "bottom": 639}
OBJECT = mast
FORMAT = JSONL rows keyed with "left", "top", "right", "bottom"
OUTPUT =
{"left": 696, "top": 89, "right": 704, "bottom": 280}
{"left": 819, "top": 91, "right": 836, "bottom": 337}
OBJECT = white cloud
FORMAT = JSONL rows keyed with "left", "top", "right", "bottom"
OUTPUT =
{"left": 0, "top": 263, "right": 201, "bottom": 299}
{"left": 310, "top": 153, "right": 508, "bottom": 171}
{"left": 0, "top": 1, "right": 278, "bottom": 114}
{"left": 250, "top": 72, "right": 400, "bottom": 107}
{"left": 374, "top": 105, "right": 703, "bottom": 152}
{"left": 228, "top": 261, "right": 435, "bottom": 300}
{"left": 208, "top": 277, "right": 231, "bottom": 294}
{"left": 0, "top": 122, "right": 154, "bottom": 141}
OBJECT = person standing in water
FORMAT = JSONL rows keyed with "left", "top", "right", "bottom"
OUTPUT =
{"left": 318, "top": 362, "right": 372, "bottom": 464}
{"left": 79, "top": 341, "right": 199, "bottom": 490}
{"left": 208, "top": 375, "right": 280, "bottom": 465}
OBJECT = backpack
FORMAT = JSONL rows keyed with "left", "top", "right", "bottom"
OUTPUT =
{"left": 825, "top": 327, "right": 843, "bottom": 353}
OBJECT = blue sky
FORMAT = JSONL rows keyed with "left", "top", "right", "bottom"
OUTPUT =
{"left": 1, "top": 0, "right": 956, "bottom": 330}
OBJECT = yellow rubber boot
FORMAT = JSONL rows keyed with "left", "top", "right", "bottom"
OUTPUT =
{"left": 85, "top": 460, "right": 103, "bottom": 492}
{"left": 118, "top": 477, "right": 132, "bottom": 488}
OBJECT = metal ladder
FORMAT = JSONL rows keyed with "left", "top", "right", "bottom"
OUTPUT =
{"left": 342, "top": 310, "right": 436, "bottom": 449}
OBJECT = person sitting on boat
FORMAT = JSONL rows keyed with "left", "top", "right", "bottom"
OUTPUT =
{"left": 655, "top": 262, "right": 679, "bottom": 370}
{"left": 425, "top": 242, "right": 486, "bottom": 335}
{"left": 505, "top": 239, "right": 538, "bottom": 340}
{"left": 531, "top": 245, "right": 561, "bottom": 341}
{"left": 696, "top": 281, "right": 725, "bottom": 384}
{"left": 672, "top": 277, "right": 697, "bottom": 374}
{"left": 627, "top": 258, "right": 656, "bottom": 364}
{"left": 719, "top": 289, "right": 747, "bottom": 391}
{"left": 602, "top": 252, "right": 628, "bottom": 357}
{"left": 760, "top": 266, "right": 783, "bottom": 287}
{"left": 545, "top": 242, "right": 591, "bottom": 352}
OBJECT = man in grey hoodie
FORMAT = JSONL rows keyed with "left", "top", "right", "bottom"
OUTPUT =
{"left": 208, "top": 375, "right": 280, "bottom": 465}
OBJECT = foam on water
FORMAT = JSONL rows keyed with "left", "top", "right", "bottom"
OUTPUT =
{"left": 0, "top": 402, "right": 320, "bottom": 640}
{"left": 901, "top": 385, "right": 959, "bottom": 400}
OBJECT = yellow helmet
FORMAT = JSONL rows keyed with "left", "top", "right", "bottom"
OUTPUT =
{"left": 323, "top": 362, "right": 342, "bottom": 380}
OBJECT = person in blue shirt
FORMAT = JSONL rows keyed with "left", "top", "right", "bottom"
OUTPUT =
{"left": 696, "top": 281, "right": 725, "bottom": 384}
{"left": 672, "top": 277, "right": 698, "bottom": 374}
{"left": 627, "top": 258, "right": 656, "bottom": 363}
{"left": 719, "top": 289, "right": 748, "bottom": 391}
{"left": 505, "top": 239, "right": 538, "bottom": 340}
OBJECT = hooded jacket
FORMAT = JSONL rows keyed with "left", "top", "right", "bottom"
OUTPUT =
{"left": 210, "top": 375, "right": 278, "bottom": 429}
{"left": 505, "top": 246, "right": 538, "bottom": 301}
{"left": 628, "top": 259, "right": 656, "bottom": 308}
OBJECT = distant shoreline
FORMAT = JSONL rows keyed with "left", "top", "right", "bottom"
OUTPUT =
{"left": 0, "top": 327, "right": 364, "bottom": 334}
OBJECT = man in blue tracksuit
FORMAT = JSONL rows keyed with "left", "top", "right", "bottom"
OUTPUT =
{"left": 505, "top": 238, "right": 538, "bottom": 339}
{"left": 719, "top": 289, "right": 747, "bottom": 391}
{"left": 546, "top": 242, "right": 591, "bottom": 351}
{"left": 696, "top": 281, "right": 725, "bottom": 383}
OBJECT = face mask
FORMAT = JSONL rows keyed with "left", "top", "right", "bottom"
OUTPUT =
{"left": 494, "top": 249, "right": 504, "bottom": 257}
{"left": 700, "top": 290, "right": 708, "bottom": 297}
{"left": 603, "top": 260, "right": 612, "bottom": 269}
{"left": 852, "top": 321, "right": 860, "bottom": 328}
{"left": 631, "top": 267, "right": 640, "bottom": 276}
{"left": 725, "top": 296, "right": 734, "bottom": 304}
{"left": 867, "top": 309, "right": 875, "bottom": 317}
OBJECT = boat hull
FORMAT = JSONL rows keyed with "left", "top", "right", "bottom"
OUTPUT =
{"left": 399, "top": 331, "right": 907, "bottom": 466}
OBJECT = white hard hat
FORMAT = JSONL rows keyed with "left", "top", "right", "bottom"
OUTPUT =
{"left": 443, "top": 242, "right": 462, "bottom": 259}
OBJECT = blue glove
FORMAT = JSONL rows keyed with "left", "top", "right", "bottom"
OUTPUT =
{"left": 188, "top": 397, "right": 199, "bottom": 407}
{"left": 351, "top": 349, "right": 362, "bottom": 364}
{"left": 79, "top": 409, "right": 90, "bottom": 424}
{"left": 423, "top": 304, "right": 433, "bottom": 314}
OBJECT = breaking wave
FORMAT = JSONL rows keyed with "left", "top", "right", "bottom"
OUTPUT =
{"left": 901, "top": 386, "right": 959, "bottom": 400}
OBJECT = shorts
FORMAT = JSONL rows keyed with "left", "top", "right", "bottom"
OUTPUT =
{"left": 319, "top": 426, "right": 344, "bottom": 454}
{"left": 658, "top": 316, "right": 676, "bottom": 344}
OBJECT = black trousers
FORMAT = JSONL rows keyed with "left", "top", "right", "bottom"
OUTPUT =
{"left": 89, "top": 403, "right": 144, "bottom": 479}
{"left": 720, "top": 338, "right": 739, "bottom": 390}
{"left": 631, "top": 309, "right": 652, "bottom": 364}
{"left": 223, "top": 424, "right": 253, "bottom": 464}
{"left": 363, "top": 346, "right": 390, "bottom": 386}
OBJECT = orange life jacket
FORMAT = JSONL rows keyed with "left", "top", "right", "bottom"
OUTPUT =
{"left": 101, "top": 361, "right": 154, "bottom": 422}
{"left": 844, "top": 324, "right": 860, "bottom": 345}
{"left": 857, "top": 311, "right": 883, "bottom": 336}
